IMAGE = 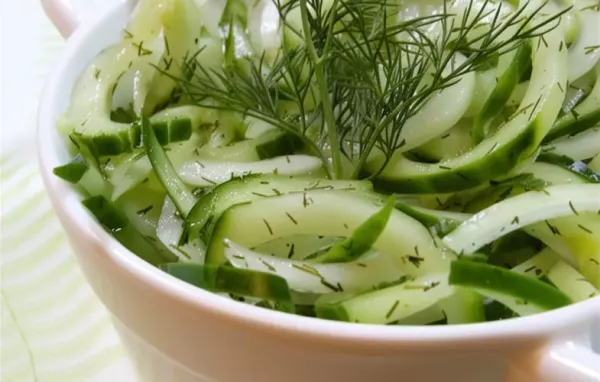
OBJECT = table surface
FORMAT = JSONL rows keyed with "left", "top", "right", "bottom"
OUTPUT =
{"left": 1, "top": 1, "right": 140, "bottom": 381}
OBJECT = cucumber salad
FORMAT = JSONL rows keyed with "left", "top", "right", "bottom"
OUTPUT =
{"left": 53, "top": 0, "right": 600, "bottom": 325}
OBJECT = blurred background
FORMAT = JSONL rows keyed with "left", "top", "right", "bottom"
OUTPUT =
{"left": 1, "top": 1, "right": 139, "bottom": 381}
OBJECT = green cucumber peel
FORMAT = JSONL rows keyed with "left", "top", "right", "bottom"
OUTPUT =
{"left": 82, "top": 195, "right": 175, "bottom": 265}
{"left": 449, "top": 260, "right": 572, "bottom": 313}
{"left": 142, "top": 116, "right": 196, "bottom": 217}
{"left": 473, "top": 43, "right": 532, "bottom": 144}
{"left": 160, "top": 262, "right": 295, "bottom": 313}
{"left": 53, "top": 154, "right": 89, "bottom": 183}
{"left": 313, "top": 195, "right": 396, "bottom": 264}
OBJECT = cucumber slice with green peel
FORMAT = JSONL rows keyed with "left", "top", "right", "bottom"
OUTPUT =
{"left": 545, "top": 64, "right": 600, "bottom": 142}
{"left": 443, "top": 184, "right": 600, "bottom": 255}
{"left": 312, "top": 196, "right": 396, "bottom": 264}
{"left": 449, "top": 261, "right": 572, "bottom": 316}
{"left": 82, "top": 195, "right": 176, "bottom": 265}
{"left": 547, "top": 260, "right": 599, "bottom": 301}
{"left": 157, "top": 197, "right": 206, "bottom": 263}
{"left": 437, "top": 288, "right": 485, "bottom": 324}
{"left": 315, "top": 273, "right": 453, "bottom": 324}
{"left": 224, "top": 240, "right": 403, "bottom": 294}
{"left": 536, "top": 153, "right": 600, "bottom": 183}
{"left": 53, "top": 154, "right": 89, "bottom": 183}
{"left": 368, "top": 27, "right": 568, "bottom": 193}
{"left": 185, "top": 175, "right": 373, "bottom": 242}
{"left": 142, "top": 116, "right": 197, "bottom": 217}
{"left": 542, "top": 126, "right": 600, "bottom": 161}
{"left": 206, "top": 190, "right": 449, "bottom": 275}
{"left": 566, "top": 8, "right": 600, "bottom": 82}
{"left": 510, "top": 248, "right": 561, "bottom": 278}
{"left": 160, "top": 263, "right": 295, "bottom": 313}
{"left": 394, "top": 204, "right": 471, "bottom": 237}
{"left": 178, "top": 155, "right": 323, "bottom": 187}
{"left": 472, "top": 43, "right": 532, "bottom": 144}
{"left": 194, "top": 129, "right": 302, "bottom": 163}
{"left": 252, "top": 235, "right": 342, "bottom": 260}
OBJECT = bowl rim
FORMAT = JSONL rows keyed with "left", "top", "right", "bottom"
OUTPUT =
{"left": 37, "top": 0, "right": 600, "bottom": 346}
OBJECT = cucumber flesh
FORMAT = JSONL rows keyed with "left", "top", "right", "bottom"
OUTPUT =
{"left": 252, "top": 235, "right": 342, "bottom": 260}
{"left": 315, "top": 273, "right": 453, "bottom": 324}
{"left": 537, "top": 153, "right": 600, "bottom": 183}
{"left": 178, "top": 155, "right": 323, "bottom": 187}
{"left": 567, "top": 8, "right": 600, "bottom": 82}
{"left": 510, "top": 248, "right": 561, "bottom": 278}
{"left": 224, "top": 240, "right": 404, "bottom": 294}
{"left": 157, "top": 197, "right": 206, "bottom": 263}
{"left": 547, "top": 260, "right": 599, "bottom": 301}
{"left": 206, "top": 190, "right": 449, "bottom": 275}
{"left": 443, "top": 184, "right": 600, "bottom": 255}
{"left": 543, "top": 126, "right": 600, "bottom": 161}
{"left": 396, "top": 53, "right": 476, "bottom": 153}
{"left": 437, "top": 288, "right": 485, "bottom": 324}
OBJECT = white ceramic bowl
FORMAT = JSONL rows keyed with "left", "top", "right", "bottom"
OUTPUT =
{"left": 38, "top": 1, "right": 600, "bottom": 381}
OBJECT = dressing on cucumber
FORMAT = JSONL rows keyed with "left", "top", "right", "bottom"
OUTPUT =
{"left": 54, "top": 0, "right": 599, "bottom": 326}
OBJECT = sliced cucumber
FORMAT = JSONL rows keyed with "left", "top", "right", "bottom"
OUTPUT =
{"left": 82, "top": 195, "right": 175, "bottom": 265}
{"left": 186, "top": 175, "right": 373, "bottom": 241}
{"left": 142, "top": 116, "right": 197, "bottom": 216}
{"left": 206, "top": 190, "right": 449, "bottom": 275}
{"left": 178, "top": 155, "right": 322, "bottom": 187}
{"left": 157, "top": 197, "right": 206, "bottom": 263}
{"left": 396, "top": 53, "right": 476, "bottom": 153}
{"left": 369, "top": 27, "right": 567, "bottom": 193}
{"left": 53, "top": 154, "right": 89, "bottom": 183}
{"left": 526, "top": 213, "right": 600, "bottom": 287}
{"left": 394, "top": 304, "right": 447, "bottom": 326}
{"left": 566, "top": 7, "right": 600, "bottom": 82}
{"left": 437, "top": 288, "right": 485, "bottom": 324}
{"left": 224, "top": 240, "right": 403, "bottom": 294}
{"left": 443, "top": 184, "right": 600, "bottom": 255}
{"left": 510, "top": 248, "right": 561, "bottom": 278}
{"left": 547, "top": 260, "right": 599, "bottom": 301}
{"left": 545, "top": 64, "right": 600, "bottom": 142}
{"left": 160, "top": 263, "right": 295, "bottom": 313}
{"left": 412, "top": 120, "right": 473, "bottom": 162}
{"left": 473, "top": 43, "right": 532, "bottom": 144}
{"left": 252, "top": 235, "right": 342, "bottom": 260}
{"left": 315, "top": 273, "right": 453, "bottom": 324}
{"left": 313, "top": 196, "right": 396, "bottom": 264}
{"left": 543, "top": 126, "right": 600, "bottom": 161}
{"left": 449, "top": 261, "right": 572, "bottom": 316}
{"left": 537, "top": 153, "right": 600, "bottom": 183}
{"left": 463, "top": 69, "right": 497, "bottom": 118}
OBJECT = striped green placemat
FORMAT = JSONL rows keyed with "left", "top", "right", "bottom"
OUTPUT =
{"left": 1, "top": 1, "right": 138, "bottom": 381}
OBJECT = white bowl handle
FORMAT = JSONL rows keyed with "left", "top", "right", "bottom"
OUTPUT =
{"left": 41, "top": 0, "right": 80, "bottom": 38}
{"left": 536, "top": 341, "right": 600, "bottom": 381}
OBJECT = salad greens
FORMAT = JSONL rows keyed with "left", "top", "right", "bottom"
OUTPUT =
{"left": 53, "top": 0, "right": 600, "bottom": 325}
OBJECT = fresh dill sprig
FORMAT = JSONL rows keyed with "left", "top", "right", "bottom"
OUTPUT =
{"left": 166, "top": 0, "right": 568, "bottom": 180}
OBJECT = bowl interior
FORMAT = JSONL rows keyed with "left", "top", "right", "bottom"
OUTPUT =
{"left": 37, "top": 0, "right": 600, "bottom": 345}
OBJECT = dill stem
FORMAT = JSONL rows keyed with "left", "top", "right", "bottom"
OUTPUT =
{"left": 299, "top": 0, "right": 344, "bottom": 179}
